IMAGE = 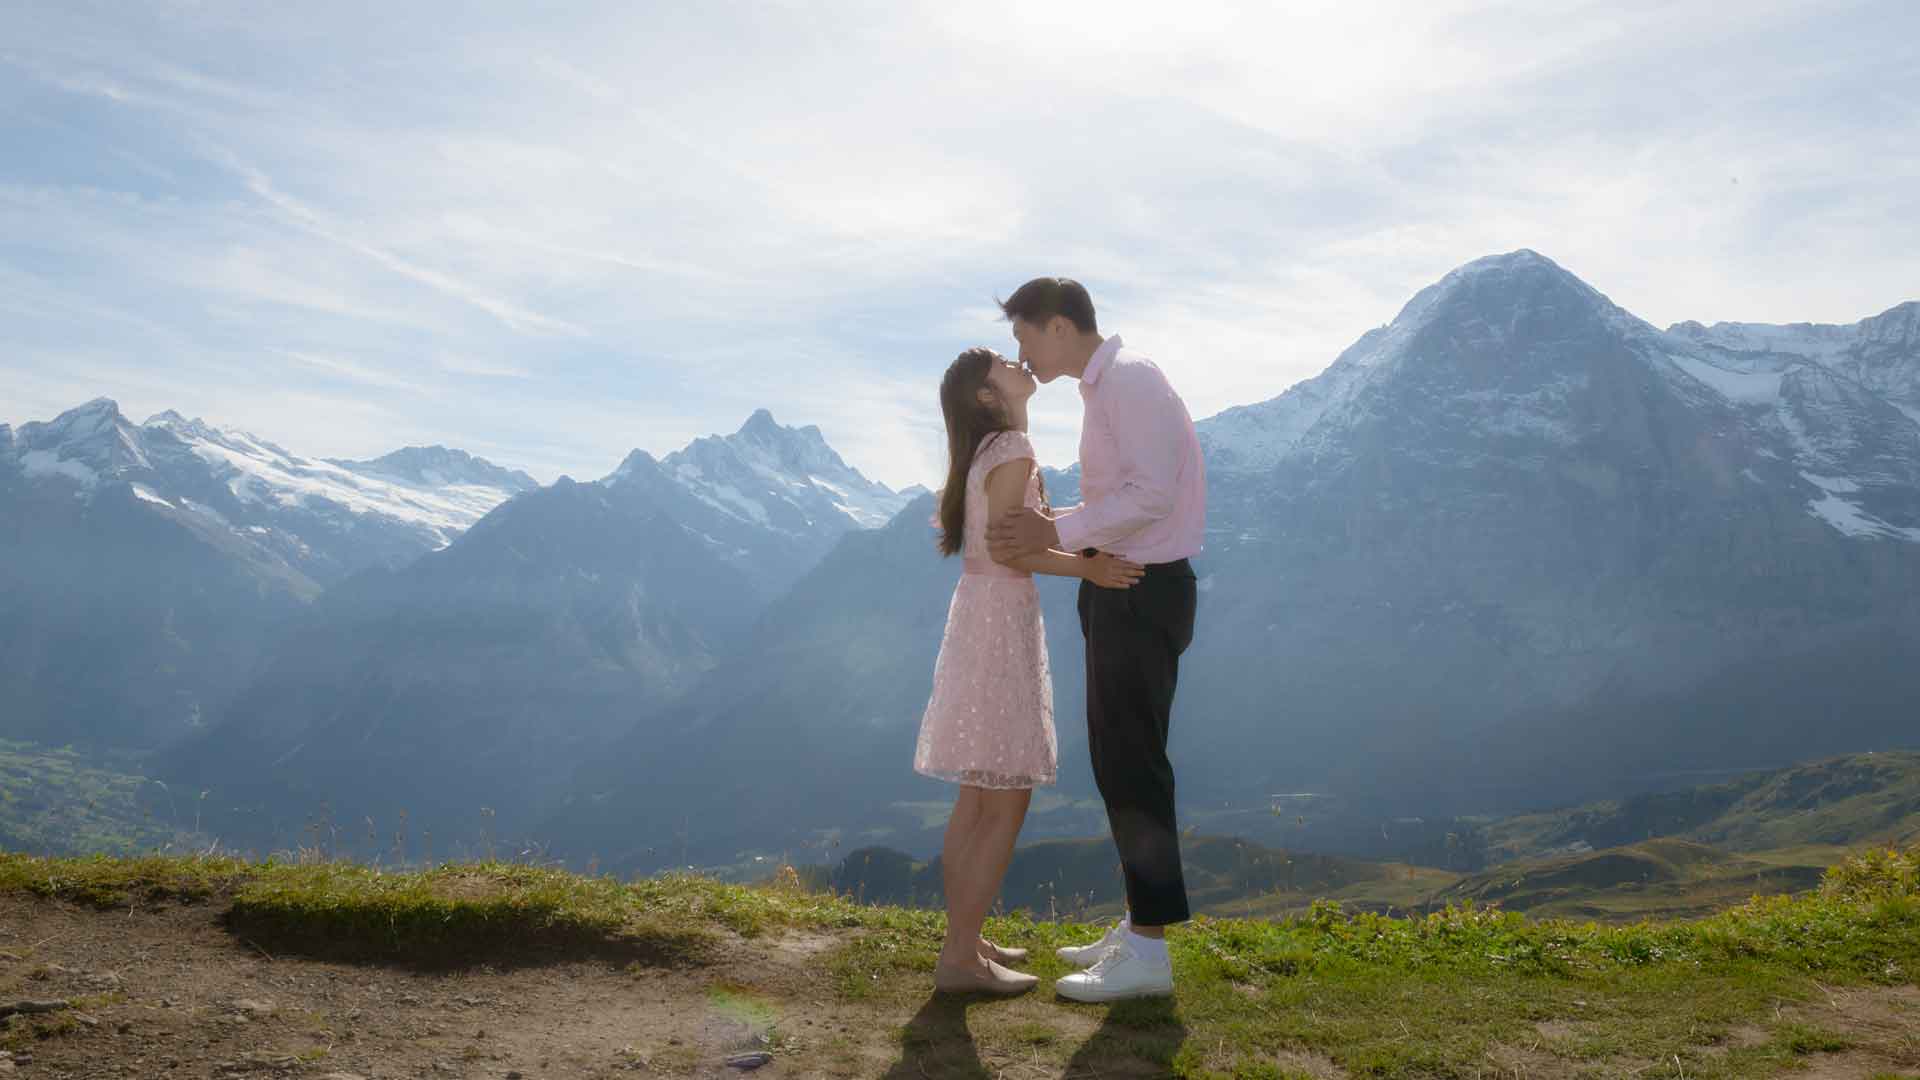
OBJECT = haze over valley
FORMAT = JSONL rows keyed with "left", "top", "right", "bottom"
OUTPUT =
{"left": 7, "top": 251, "right": 1918, "bottom": 906}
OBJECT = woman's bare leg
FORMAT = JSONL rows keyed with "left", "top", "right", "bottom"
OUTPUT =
{"left": 969, "top": 787, "right": 1032, "bottom": 958}
{"left": 938, "top": 785, "right": 1032, "bottom": 971}
{"left": 939, "top": 785, "right": 980, "bottom": 928}
{"left": 938, "top": 786, "right": 983, "bottom": 970}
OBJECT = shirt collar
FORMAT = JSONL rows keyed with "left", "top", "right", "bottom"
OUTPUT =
{"left": 1081, "top": 334, "right": 1123, "bottom": 389}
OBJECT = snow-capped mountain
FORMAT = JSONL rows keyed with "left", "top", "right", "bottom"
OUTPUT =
{"left": 155, "top": 410, "right": 918, "bottom": 852}
{"left": 1664, "top": 303, "right": 1920, "bottom": 541}
{"left": 591, "top": 409, "right": 916, "bottom": 599}
{"left": 548, "top": 252, "right": 1920, "bottom": 872}
{"left": 131, "top": 407, "right": 540, "bottom": 556}
{"left": 1, "top": 398, "right": 541, "bottom": 751}
{"left": 646, "top": 408, "right": 912, "bottom": 531}
{"left": 6, "top": 399, "right": 909, "bottom": 765}
{"left": 10, "top": 399, "right": 912, "bottom": 588}
{"left": 328, "top": 444, "right": 538, "bottom": 498}
{"left": 1186, "top": 251, "right": 1920, "bottom": 796}
{"left": 37, "top": 252, "right": 1920, "bottom": 865}
{"left": 1670, "top": 301, "right": 1920, "bottom": 423}
{"left": 6, "top": 399, "right": 540, "bottom": 585}
{"left": 1201, "top": 251, "right": 1920, "bottom": 544}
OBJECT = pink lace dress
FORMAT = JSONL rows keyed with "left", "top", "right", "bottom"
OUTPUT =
{"left": 913, "top": 430, "right": 1058, "bottom": 789}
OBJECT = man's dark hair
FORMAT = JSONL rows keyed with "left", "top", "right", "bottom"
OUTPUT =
{"left": 998, "top": 277, "right": 1098, "bottom": 335}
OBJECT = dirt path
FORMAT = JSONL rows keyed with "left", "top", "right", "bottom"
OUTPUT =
{"left": 0, "top": 893, "right": 912, "bottom": 1079}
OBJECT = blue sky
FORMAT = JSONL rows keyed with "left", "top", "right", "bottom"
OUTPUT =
{"left": 3, "top": 1, "right": 1915, "bottom": 488}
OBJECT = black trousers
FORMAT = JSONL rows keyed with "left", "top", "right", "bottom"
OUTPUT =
{"left": 1077, "top": 554, "right": 1197, "bottom": 926}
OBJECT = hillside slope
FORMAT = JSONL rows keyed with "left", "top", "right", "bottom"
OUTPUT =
{"left": 1482, "top": 751, "right": 1920, "bottom": 861}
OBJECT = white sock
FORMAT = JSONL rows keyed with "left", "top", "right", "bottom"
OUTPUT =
{"left": 1124, "top": 928, "right": 1169, "bottom": 966}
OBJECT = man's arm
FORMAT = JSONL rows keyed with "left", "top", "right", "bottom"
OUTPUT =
{"left": 983, "top": 459, "right": 1105, "bottom": 579}
{"left": 1053, "top": 363, "right": 1188, "bottom": 552}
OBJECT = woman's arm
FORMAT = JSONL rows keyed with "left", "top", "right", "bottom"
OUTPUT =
{"left": 984, "top": 459, "right": 1137, "bottom": 583}
{"left": 1005, "top": 547, "right": 1091, "bottom": 579}
{"left": 984, "top": 458, "right": 1080, "bottom": 578}
{"left": 1006, "top": 548, "right": 1145, "bottom": 588}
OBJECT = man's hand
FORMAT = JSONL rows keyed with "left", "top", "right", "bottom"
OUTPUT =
{"left": 986, "top": 506, "right": 1060, "bottom": 563}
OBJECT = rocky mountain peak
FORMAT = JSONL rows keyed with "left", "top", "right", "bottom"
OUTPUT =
{"left": 332, "top": 445, "right": 538, "bottom": 492}
{"left": 143, "top": 410, "right": 223, "bottom": 441}
{"left": 722, "top": 409, "right": 856, "bottom": 480}
{"left": 1200, "top": 250, "right": 1651, "bottom": 476}
{"left": 139, "top": 410, "right": 294, "bottom": 460}
{"left": 738, "top": 407, "right": 784, "bottom": 439}
{"left": 662, "top": 411, "right": 903, "bottom": 522}
{"left": 69, "top": 395, "right": 122, "bottom": 416}
{"left": 1665, "top": 298, "right": 1920, "bottom": 426}
{"left": 16, "top": 397, "right": 150, "bottom": 480}
{"left": 605, "top": 448, "right": 662, "bottom": 485}
{"left": 1856, "top": 301, "right": 1920, "bottom": 353}
{"left": 1699, "top": 300, "right": 1918, "bottom": 354}
{"left": 1397, "top": 249, "right": 1628, "bottom": 340}
{"left": 36, "top": 396, "right": 129, "bottom": 439}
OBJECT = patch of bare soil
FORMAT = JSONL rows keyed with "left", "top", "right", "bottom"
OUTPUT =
{"left": 1532, "top": 1018, "right": 1596, "bottom": 1042}
{"left": 0, "top": 893, "right": 899, "bottom": 1079}
{"left": 1479, "top": 1037, "right": 1575, "bottom": 1079}
{"left": 1697, "top": 1024, "right": 1770, "bottom": 1057}
{"left": 1268, "top": 1048, "right": 1346, "bottom": 1079}
{"left": 1770, "top": 982, "right": 1920, "bottom": 1079}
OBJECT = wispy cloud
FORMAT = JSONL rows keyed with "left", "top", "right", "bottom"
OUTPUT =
{"left": 228, "top": 160, "right": 587, "bottom": 337}
{"left": 1, "top": 1, "right": 1913, "bottom": 487}
{"left": 276, "top": 349, "right": 431, "bottom": 395}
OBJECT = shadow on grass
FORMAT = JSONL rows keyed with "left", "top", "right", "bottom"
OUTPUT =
{"left": 1062, "top": 994, "right": 1189, "bottom": 1078}
{"left": 220, "top": 907, "right": 724, "bottom": 973}
{"left": 881, "top": 993, "right": 989, "bottom": 1079}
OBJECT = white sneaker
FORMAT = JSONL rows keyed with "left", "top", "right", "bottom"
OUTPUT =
{"left": 1053, "top": 938, "right": 1173, "bottom": 1002}
{"left": 1055, "top": 918, "right": 1127, "bottom": 968}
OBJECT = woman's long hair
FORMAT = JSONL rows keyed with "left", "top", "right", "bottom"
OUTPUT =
{"left": 936, "top": 347, "right": 1044, "bottom": 556}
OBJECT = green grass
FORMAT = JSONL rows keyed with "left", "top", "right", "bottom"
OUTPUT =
{"left": 795, "top": 832, "right": 1473, "bottom": 927}
{"left": 1482, "top": 751, "right": 1920, "bottom": 865}
{"left": 1428, "top": 837, "right": 1845, "bottom": 923}
{"left": 0, "top": 850, "right": 253, "bottom": 907}
{"left": 1, "top": 843, "right": 1915, "bottom": 1076}
{"left": 0, "top": 739, "right": 207, "bottom": 856}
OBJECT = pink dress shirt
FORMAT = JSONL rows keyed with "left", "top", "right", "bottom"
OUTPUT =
{"left": 1052, "top": 334, "right": 1207, "bottom": 564}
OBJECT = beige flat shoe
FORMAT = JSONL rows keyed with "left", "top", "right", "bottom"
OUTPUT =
{"left": 933, "top": 958, "right": 1039, "bottom": 996}
{"left": 979, "top": 938, "right": 1029, "bottom": 965}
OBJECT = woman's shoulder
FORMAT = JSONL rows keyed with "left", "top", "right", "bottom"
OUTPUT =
{"left": 972, "top": 429, "right": 1036, "bottom": 472}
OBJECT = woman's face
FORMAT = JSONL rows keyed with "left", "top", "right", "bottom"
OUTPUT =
{"left": 981, "top": 350, "right": 1036, "bottom": 407}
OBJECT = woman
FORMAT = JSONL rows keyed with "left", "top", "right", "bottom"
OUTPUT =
{"left": 914, "top": 346, "right": 1144, "bottom": 994}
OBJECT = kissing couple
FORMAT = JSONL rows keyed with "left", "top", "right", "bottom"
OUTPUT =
{"left": 911, "top": 277, "right": 1206, "bottom": 1001}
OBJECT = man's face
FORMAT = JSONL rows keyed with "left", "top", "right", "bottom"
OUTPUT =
{"left": 1010, "top": 315, "right": 1066, "bottom": 384}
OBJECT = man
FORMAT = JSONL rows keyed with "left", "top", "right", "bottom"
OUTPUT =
{"left": 986, "top": 277, "right": 1205, "bottom": 1001}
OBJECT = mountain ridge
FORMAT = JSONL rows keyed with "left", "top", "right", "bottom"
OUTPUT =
{"left": 653, "top": 407, "right": 911, "bottom": 532}
{"left": 541, "top": 250, "right": 1920, "bottom": 874}
{"left": 155, "top": 411, "right": 921, "bottom": 852}
{"left": 1199, "top": 250, "right": 1920, "bottom": 544}
{"left": 1481, "top": 750, "right": 1920, "bottom": 863}
{"left": 12, "top": 249, "right": 1919, "bottom": 869}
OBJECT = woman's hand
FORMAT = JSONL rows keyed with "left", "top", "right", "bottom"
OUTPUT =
{"left": 1084, "top": 552, "right": 1146, "bottom": 589}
